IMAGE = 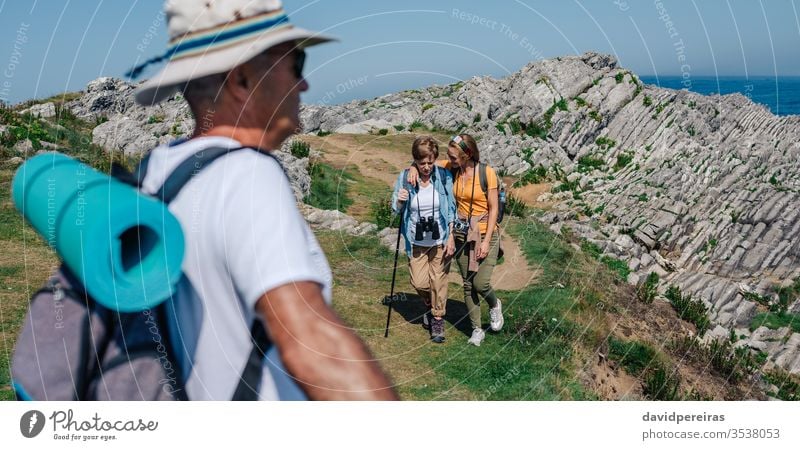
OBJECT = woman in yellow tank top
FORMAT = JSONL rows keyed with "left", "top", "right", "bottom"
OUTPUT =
{"left": 407, "top": 133, "right": 504, "bottom": 346}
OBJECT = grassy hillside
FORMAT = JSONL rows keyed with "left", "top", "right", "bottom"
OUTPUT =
{"left": 1, "top": 100, "right": 797, "bottom": 401}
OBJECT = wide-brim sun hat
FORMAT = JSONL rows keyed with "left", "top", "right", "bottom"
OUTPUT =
{"left": 130, "top": 0, "right": 336, "bottom": 106}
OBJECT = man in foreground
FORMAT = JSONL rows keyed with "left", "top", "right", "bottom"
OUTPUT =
{"left": 130, "top": 0, "right": 397, "bottom": 400}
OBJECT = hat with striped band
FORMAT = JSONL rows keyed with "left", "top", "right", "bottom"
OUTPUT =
{"left": 130, "top": 0, "right": 336, "bottom": 105}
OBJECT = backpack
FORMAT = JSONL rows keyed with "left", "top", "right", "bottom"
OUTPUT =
{"left": 11, "top": 146, "right": 271, "bottom": 401}
{"left": 454, "top": 163, "right": 507, "bottom": 223}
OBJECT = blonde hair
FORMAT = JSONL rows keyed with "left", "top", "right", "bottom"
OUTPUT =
{"left": 411, "top": 135, "right": 439, "bottom": 160}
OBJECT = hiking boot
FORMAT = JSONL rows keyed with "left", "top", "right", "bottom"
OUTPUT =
{"left": 489, "top": 299, "right": 504, "bottom": 332}
{"left": 431, "top": 318, "right": 445, "bottom": 343}
{"left": 422, "top": 310, "right": 431, "bottom": 330}
{"left": 467, "top": 328, "right": 485, "bottom": 346}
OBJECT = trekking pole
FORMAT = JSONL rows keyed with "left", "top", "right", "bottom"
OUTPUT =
{"left": 384, "top": 201, "right": 406, "bottom": 338}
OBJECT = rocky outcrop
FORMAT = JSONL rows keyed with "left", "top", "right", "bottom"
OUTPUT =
{"left": 301, "top": 205, "right": 377, "bottom": 236}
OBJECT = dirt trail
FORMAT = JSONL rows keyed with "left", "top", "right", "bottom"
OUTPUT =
{"left": 302, "top": 133, "right": 539, "bottom": 291}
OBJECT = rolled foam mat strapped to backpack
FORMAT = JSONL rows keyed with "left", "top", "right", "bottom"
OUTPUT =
{"left": 11, "top": 152, "right": 185, "bottom": 312}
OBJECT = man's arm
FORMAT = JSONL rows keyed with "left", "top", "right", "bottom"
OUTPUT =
{"left": 256, "top": 281, "right": 399, "bottom": 400}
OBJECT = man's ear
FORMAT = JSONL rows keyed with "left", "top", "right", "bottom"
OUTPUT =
{"left": 224, "top": 65, "right": 251, "bottom": 103}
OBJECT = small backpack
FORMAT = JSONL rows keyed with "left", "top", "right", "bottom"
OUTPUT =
{"left": 453, "top": 163, "right": 507, "bottom": 223}
{"left": 477, "top": 163, "right": 507, "bottom": 223}
{"left": 11, "top": 146, "right": 272, "bottom": 401}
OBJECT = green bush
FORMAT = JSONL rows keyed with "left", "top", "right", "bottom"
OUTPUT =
{"left": 644, "top": 366, "right": 681, "bottom": 400}
{"left": 378, "top": 128, "right": 389, "bottom": 136}
{"left": 393, "top": 125, "right": 405, "bottom": 132}
{"left": 666, "top": 285, "right": 710, "bottom": 335}
{"left": 589, "top": 110, "right": 602, "bottom": 122}
{"left": 638, "top": 272, "right": 659, "bottom": 304}
{"left": 595, "top": 136, "right": 616, "bottom": 149}
{"left": 513, "top": 165, "right": 548, "bottom": 187}
{"left": 614, "top": 72, "right": 625, "bottom": 83}
{"left": 524, "top": 121, "right": 548, "bottom": 139}
{"left": 290, "top": 140, "right": 311, "bottom": 158}
{"left": 371, "top": 198, "right": 399, "bottom": 229}
{"left": 577, "top": 155, "right": 604, "bottom": 172}
{"left": 506, "top": 193, "right": 527, "bottom": 218}
{"left": 763, "top": 369, "right": 800, "bottom": 401}
{"left": 614, "top": 152, "right": 633, "bottom": 170}
{"left": 554, "top": 98, "right": 568, "bottom": 111}
{"left": 422, "top": 103, "right": 434, "bottom": 112}
{"left": 410, "top": 120, "right": 427, "bottom": 131}
{"left": 317, "top": 130, "right": 332, "bottom": 137}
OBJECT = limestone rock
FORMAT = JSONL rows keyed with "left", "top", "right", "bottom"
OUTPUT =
{"left": 22, "top": 102, "right": 56, "bottom": 118}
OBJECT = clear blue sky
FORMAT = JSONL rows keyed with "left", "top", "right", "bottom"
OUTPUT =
{"left": 1, "top": 0, "right": 799, "bottom": 105}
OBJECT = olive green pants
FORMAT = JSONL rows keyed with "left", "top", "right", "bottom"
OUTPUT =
{"left": 454, "top": 230, "right": 499, "bottom": 330}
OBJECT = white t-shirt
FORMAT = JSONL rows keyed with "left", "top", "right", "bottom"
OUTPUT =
{"left": 140, "top": 136, "right": 332, "bottom": 400}
{"left": 408, "top": 182, "right": 442, "bottom": 247}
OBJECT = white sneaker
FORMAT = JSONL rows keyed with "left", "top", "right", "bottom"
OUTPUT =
{"left": 468, "top": 328, "right": 485, "bottom": 346}
{"left": 490, "top": 299, "right": 504, "bottom": 332}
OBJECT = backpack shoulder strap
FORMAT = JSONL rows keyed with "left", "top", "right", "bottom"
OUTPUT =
{"left": 479, "top": 162, "right": 488, "bottom": 194}
{"left": 156, "top": 146, "right": 256, "bottom": 204}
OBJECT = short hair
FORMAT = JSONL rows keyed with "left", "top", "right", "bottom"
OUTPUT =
{"left": 411, "top": 136, "right": 439, "bottom": 160}
{"left": 181, "top": 72, "right": 228, "bottom": 116}
{"left": 449, "top": 133, "right": 480, "bottom": 162}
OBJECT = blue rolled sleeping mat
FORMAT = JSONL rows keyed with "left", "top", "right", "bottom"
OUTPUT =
{"left": 11, "top": 152, "right": 184, "bottom": 312}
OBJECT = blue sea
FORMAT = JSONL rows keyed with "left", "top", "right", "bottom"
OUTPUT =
{"left": 639, "top": 76, "right": 800, "bottom": 116}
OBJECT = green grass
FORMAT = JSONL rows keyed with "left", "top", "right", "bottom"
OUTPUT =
{"left": 416, "top": 219, "right": 605, "bottom": 400}
{"left": 318, "top": 216, "right": 639, "bottom": 399}
{"left": 608, "top": 337, "right": 658, "bottom": 376}
{"left": 303, "top": 161, "right": 354, "bottom": 212}
{"left": 749, "top": 312, "right": 800, "bottom": 334}
{"left": 580, "top": 240, "right": 630, "bottom": 282}
{"left": 513, "top": 165, "right": 548, "bottom": 188}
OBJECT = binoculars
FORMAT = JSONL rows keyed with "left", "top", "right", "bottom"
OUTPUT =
{"left": 415, "top": 216, "right": 440, "bottom": 241}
